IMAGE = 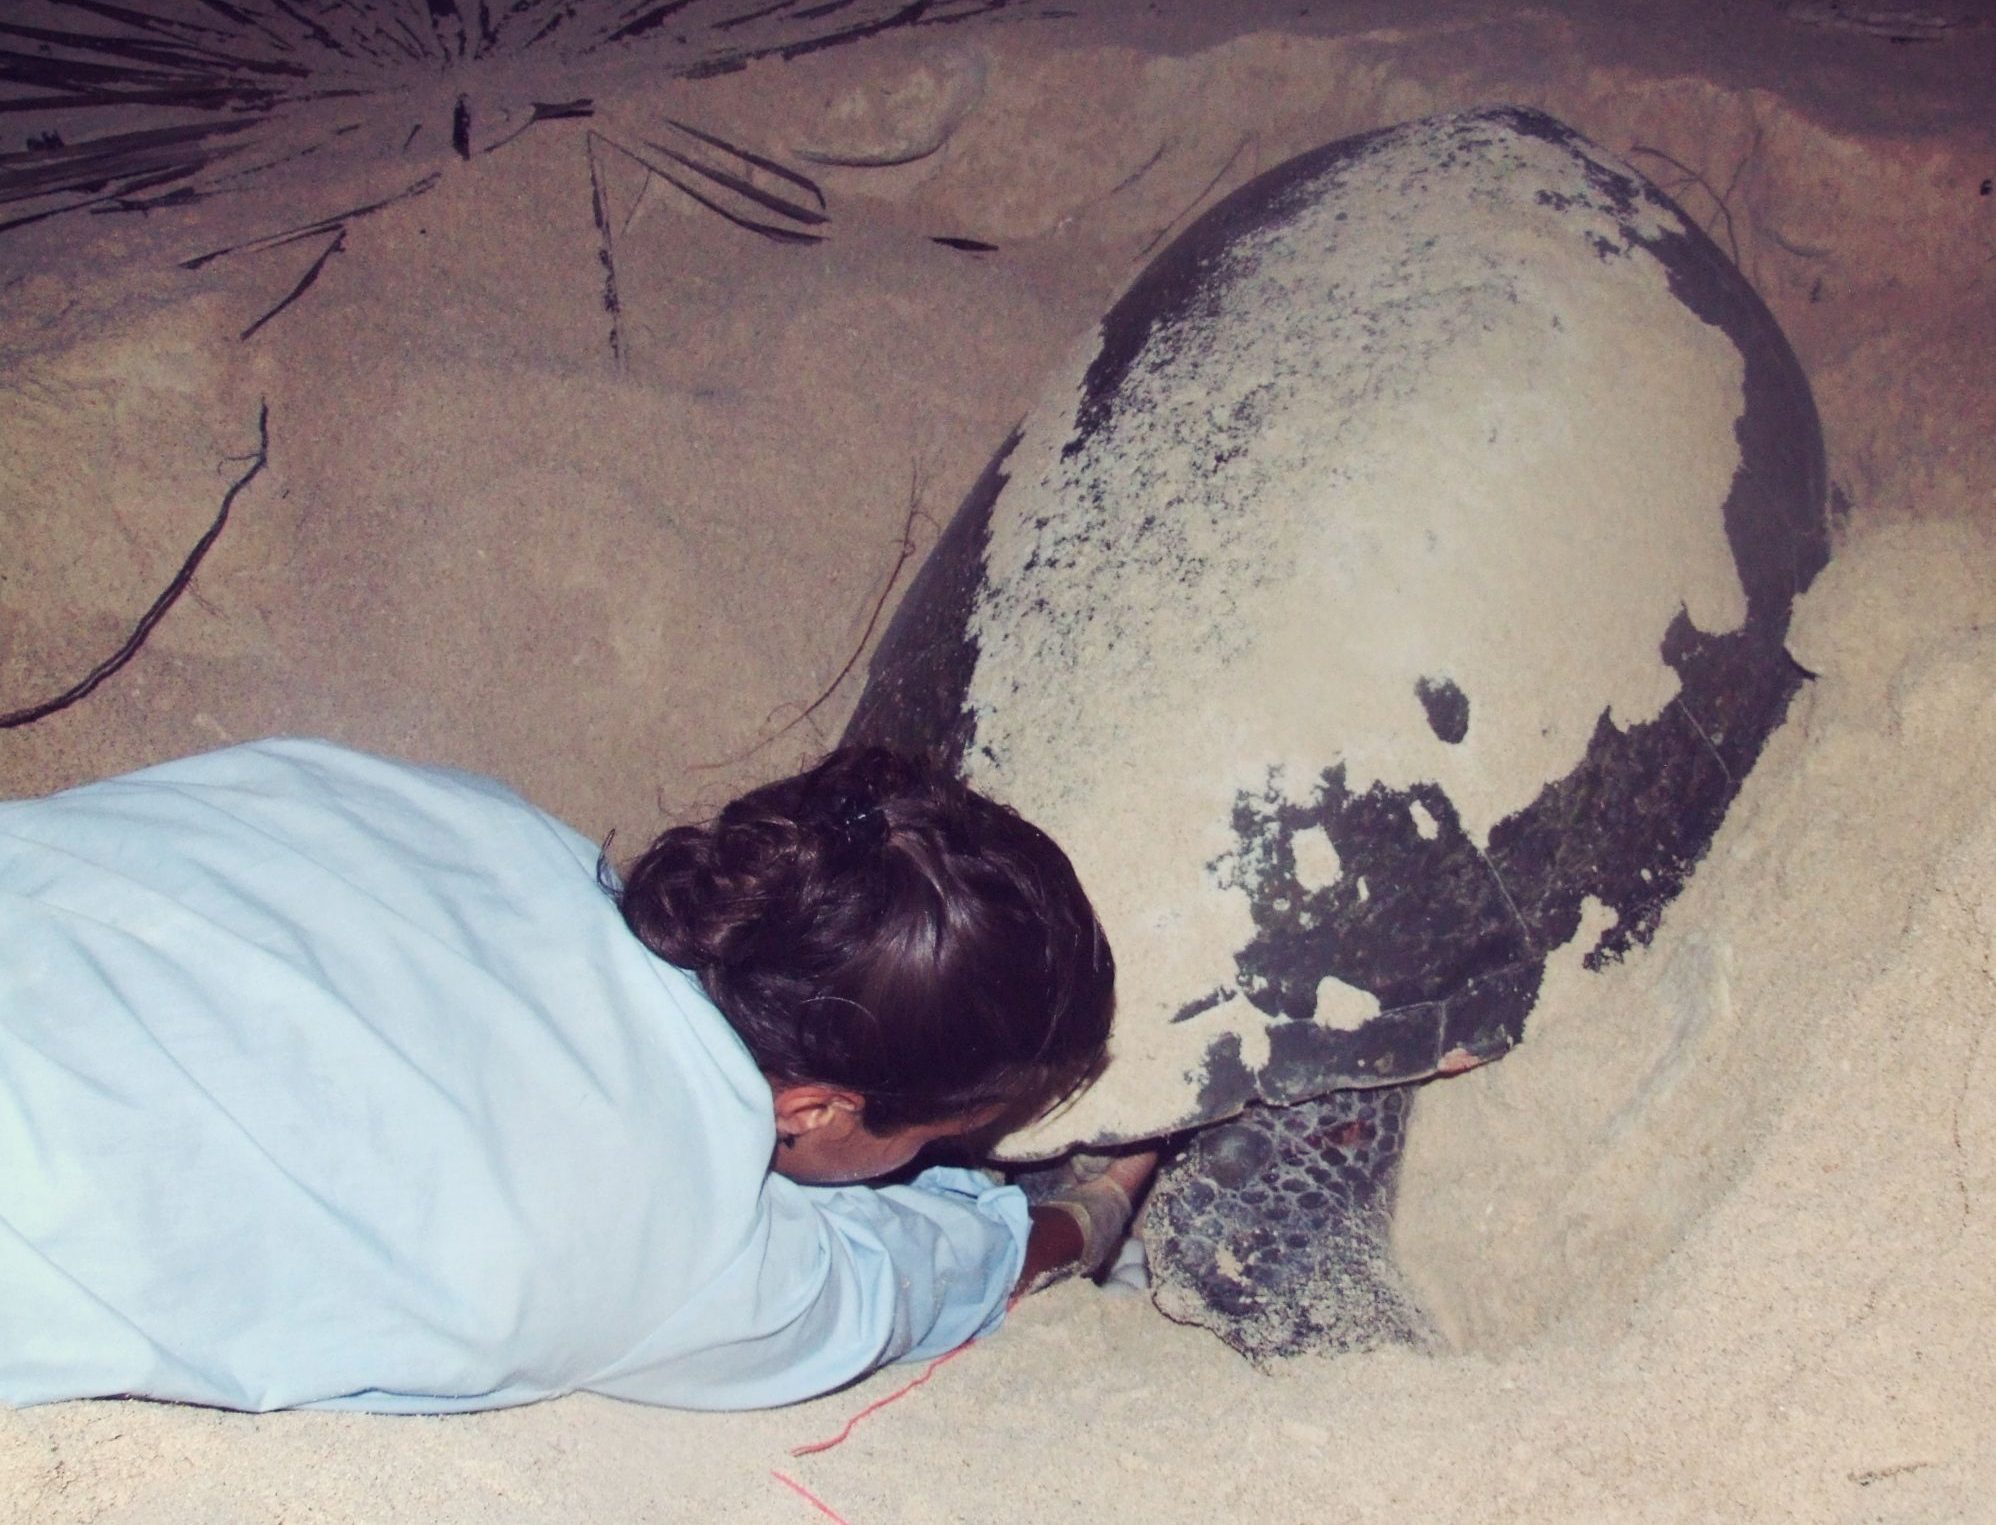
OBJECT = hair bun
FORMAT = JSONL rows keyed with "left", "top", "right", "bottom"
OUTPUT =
{"left": 614, "top": 744, "right": 1114, "bottom": 1130}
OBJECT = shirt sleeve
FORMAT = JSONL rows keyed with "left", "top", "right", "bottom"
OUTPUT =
{"left": 584, "top": 1166, "right": 1030, "bottom": 1411}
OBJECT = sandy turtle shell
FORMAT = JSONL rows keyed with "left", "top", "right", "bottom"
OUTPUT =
{"left": 845, "top": 106, "right": 1828, "bottom": 1351}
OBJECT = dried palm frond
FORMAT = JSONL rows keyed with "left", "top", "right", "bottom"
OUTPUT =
{"left": 0, "top": 1, "right": 1023, "bottom": 238}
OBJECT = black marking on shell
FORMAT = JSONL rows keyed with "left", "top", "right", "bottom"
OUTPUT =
{"left": 1215, "top": 771, "right": 1529, "bottom": 1020}
{"left": 1416, "top": 675, "right": 1470, "bottom": 743}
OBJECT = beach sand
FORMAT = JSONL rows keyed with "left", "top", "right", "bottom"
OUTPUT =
{"left": 3, "top": 3, "right": 1993, "bottom": 1520}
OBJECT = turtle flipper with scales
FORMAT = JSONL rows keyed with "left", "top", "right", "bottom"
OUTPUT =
{"left": 844, "top": 107, "right": 1828, "bottom": 1354}
{"left": 1146, "top": 1088, "right": 1428, "bottom": 1358}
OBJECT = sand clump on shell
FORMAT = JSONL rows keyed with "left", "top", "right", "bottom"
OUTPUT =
{"left": 959, "top": 113, "right": 1755, "bottom": 1156}
{"left": 1, "top": 4, "right": 1993, "bottom": 1521}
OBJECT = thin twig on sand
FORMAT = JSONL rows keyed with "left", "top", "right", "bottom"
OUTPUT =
{"left": 1626, "top": 129, "right": 1763, "bottom": 270}
{"left": 239, "top": 228, "right": 348, "bottom": 340}
{"left": 0, "top": 402, "right": 271, "bottom": 730}
{"left": 1138, "top": 133, "right": 1254, "bottom": 260}
{"left": 697, "top": 461, "right": 936, "bottom": 770}
{"left": 586, "top": 131, "right": 625, "bottom": 367}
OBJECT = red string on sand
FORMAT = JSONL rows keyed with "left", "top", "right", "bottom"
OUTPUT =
{"left": 788, "top": 1339, "right": 976, "bottom": 1458}
{"left": 775, "top": 1332, "right": 992, "bottom": 1517}
{"left": 772, "top": 1470, "right": 854, "bottom": 1524}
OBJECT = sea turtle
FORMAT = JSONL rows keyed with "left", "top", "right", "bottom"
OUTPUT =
{"left": 843, "top": 107, "right": 1829, "bottom": 1356}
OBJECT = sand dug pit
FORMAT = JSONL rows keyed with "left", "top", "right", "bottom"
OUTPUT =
{"left": 2, "top": 3, "right": 1993, "bottom": 1521}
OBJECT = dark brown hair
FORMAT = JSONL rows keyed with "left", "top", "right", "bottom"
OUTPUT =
{"left": 614, "top": 747, "right": 1114, "bottom": 1132}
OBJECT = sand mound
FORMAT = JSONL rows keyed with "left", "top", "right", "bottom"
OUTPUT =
{"left": 1398, "top": 517, "right": 1996, "bottom": 1358}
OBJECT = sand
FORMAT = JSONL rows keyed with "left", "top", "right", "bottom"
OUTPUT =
{"left": 3, "top": 2, "right": 1994, "bottom": 1521}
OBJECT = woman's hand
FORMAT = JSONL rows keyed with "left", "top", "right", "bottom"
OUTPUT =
{"left": 1014, "top": 1149, "right": 1159, "bottom": 1298}
{"left": 1096, "top": 1150, "right": 1160, "bottom": 1200}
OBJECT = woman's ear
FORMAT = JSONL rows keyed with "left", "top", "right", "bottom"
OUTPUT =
{"left": 769, "top": 1082, "right": 866, "bottom": 1148}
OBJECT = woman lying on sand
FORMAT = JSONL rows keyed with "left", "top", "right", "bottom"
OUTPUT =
{"left": 0, "top": 739, "right": 1154, "bottom": 1412}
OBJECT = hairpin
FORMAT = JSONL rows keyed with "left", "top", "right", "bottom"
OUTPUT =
{"left": 833, "top": 799, "right": 888, "bottom": 851}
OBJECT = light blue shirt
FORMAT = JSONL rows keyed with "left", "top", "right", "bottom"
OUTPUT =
{"left": 0, "top": 740, "right": 1028, "bottom": 1413}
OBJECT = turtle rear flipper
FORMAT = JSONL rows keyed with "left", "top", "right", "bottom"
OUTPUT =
{"left": 1146, "top": 1087, "right": 1434, "bottom": 1359}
